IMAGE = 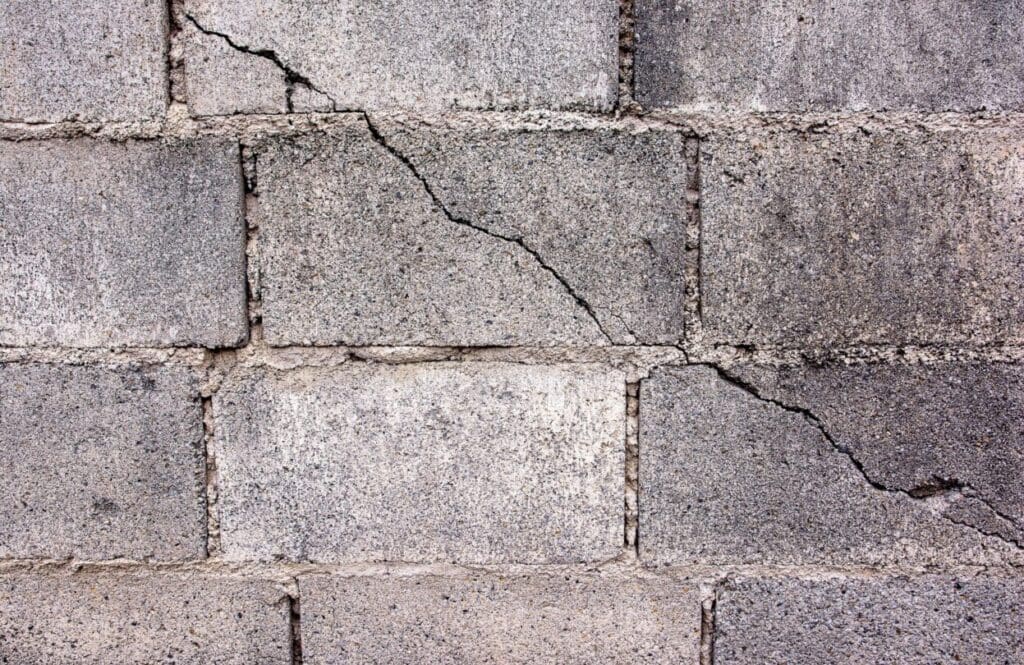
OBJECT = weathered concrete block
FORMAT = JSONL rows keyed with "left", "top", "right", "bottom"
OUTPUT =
{"left": 184, "top": 0, "right": 617, "bottom": 113}
{"left": 255, "top": 123, "right": 690, "bottom": 346}
{"left": 0, "top": 363, "right": 205, "bottom": 560}
{"left": 729, "top": 362, "right": 1024, "bottom": 547}
{"left": 701, "top": 131, "right": 1024, "bottom": 347}
{"left": 0, "top": 0, "right": 168, "bottom": 122}
{"left": 715, "top": 575, "right": 1024, "bottom": 664}
{"left": 635, "top": 0, "right": 1024, "bottom": 111}
{"left": 639, "top": 366, "right": 1023, "bottom": 565}
{"left": 0, "top": 572, "right": 291, "bottom": 664}
{"left": 0, "top": 139, "right": 247, "bottom": 348}
{"left": 215, "top": 363, "right": 624, "bottom": 563}
{"left": 301, "top": 574, "right": 701, "bottom": 664}
{"left": 183, "top": 19, "right": 286, "bottom": 116}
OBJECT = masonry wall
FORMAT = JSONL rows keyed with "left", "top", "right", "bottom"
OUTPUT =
{"left": 1, "top": 1, "right": 1022, "bottom": 663}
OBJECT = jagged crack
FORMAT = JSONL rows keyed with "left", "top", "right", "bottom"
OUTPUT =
{"left": 360, "top": 114, "right": 614, "bottom": 343}
{"left": 184, "top": 14, "right": 340, "bottom": 112}
{"left": 705, "top": 363, "right": 1024, "bottom": 551}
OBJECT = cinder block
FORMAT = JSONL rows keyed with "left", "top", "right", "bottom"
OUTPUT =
{"left": 0, "top": 0, "right": 168, "bottom": 121}
{"left": 728, "top": 362, "right": 1024, "bottom": 547}
{"left": 0, "top": 139, "right": 247, "bottom": 348}
{"left": 184, "top": 0, "right": 617, "bottom": 113}
{"left": 635, "top": 0, "right": 1024, "bottom": 111}
{"left": 0, "top": 572, "right": 291, "bottom": 664}
{"left": 700, "top": 131, "right": 1024, "bottom": 347}
{"left": 214, "top": 363, "right": 624, "bottom": 563}
{"left": 715, "top": 575, "right": 1024, "bottom": 664}
{"left": 300, "top": 574, "right": 701, "bottom": 664}
{"left": 255, "top": 124, "right": 690, "bottom": 346}
{"left": 639, "top": 366, "right": 1023, "bottom": 566}
{"left": 0, "top": 363, "right": 206, "bottom": 560}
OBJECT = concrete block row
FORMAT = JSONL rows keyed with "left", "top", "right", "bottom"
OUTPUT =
{"left": 1, "top": 571, "right": 1020, "bottom": 664}
{"left": 7, "top": 1, "right": 1023, "bottom": 120}
{"left": 6, "top": 128, "right": 1020, "bottom": 349}
{"left": 4, "top": 359, "right": 1020, "bottom": 565}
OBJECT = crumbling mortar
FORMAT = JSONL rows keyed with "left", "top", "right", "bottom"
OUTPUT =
{"left": 625, "top": 381, "right": 640, "bottom": 556}
{"left": 288, "top": 588, "right": 304, "bottom": 665}
{"left": 616, "top": 0, "right": 639, "bottom": 114}
{"left": 699, "top": 581, "right": 719, "bottom": 665}
{"left": 703, "top": 362, "right": 1024, "bottom": 551}
{"left": 200, "top": 393, "right": 221, "bottom": 557}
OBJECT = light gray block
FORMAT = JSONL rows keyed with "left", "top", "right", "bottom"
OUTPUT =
{"left": 0, "top": 572, "right": 291, "bottom": 664}
{"left": 215, "top": 363, "right": 624, "bottom": 563}
{"left": 0, "top": 139, "right": 247, "bottom": 348}
{"left": 639, "top": 366, "right": 1023, "bottom": 565}
{"left": 729, "top": 362, "right": 1024, "bottom": 547}
{"left": 0, "top": 0, "right": 168, "bottom": 122}
{"left": 701, "top": 131, "right": 1024, "bottom": 347}
{"left": 184, "top": 0, "right": 617, "bottom": 113}
{"left": 0, "top": 363, "right": 205, "bottom": 560}
{"left": 301, "top": 574, "right": 701, "bottom": 664}
{"left": 715, "top": 575, "right": 1024, "bottom": 664}
{"left": 635, "top": 0, "right": 1024, "bottom": 111}
{"left": 255, "top": 124, "right": 690, "bottom": 346}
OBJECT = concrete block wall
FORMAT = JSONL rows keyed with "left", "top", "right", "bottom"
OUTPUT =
{"left": 1, "top": 1, "right": 1022, "bottom": 662}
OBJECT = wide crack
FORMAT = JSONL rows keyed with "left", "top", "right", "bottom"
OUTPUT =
{"left": 704, "top": 363, "right": 1024, "bottom": 551}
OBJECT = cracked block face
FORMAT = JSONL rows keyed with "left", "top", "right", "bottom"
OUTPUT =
{"left": 0, "top": 363, "right": 206, "bottom": 560}
{"left": 214, "top": 363, "right": 624, "bottom": 563}
{"left": 254, "top": 124, "right": 690, "bottom": 346}
{"left": 731, "top": 362, "right": 1024, "bottom": 547}
{"left": 638, "top": 366, "right": 1024, "bottom": 566}
{"left": 183, "top": 0, "right": 618, "bottom": 114}
{"left": 701, "top": 130, "right": 1024, "bottom": 347}
{"left": 0, "top": 573, "right": 292, "bottom": 664}
{"left": 635, "top": 0, "right": 1024, "bottom": 112}
{"left": 715, "top": 576, "right": 1024, "bottom": 664}
{"left": 300, "top": 575, "right": 702, "bottom": 663}
{"left": 0, "top": 139, "right": 248, "bottom": 348}
{"left": 0, "top": 0, "right": 168, "bottom": 122}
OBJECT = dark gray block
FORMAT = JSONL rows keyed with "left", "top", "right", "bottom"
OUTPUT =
{"left": 0, "top": 362, "right": 205, "bottom": 560}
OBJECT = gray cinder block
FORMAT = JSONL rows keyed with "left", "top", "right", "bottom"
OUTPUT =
{"left": 0, "top": 139, "right": 247, "bottom": 348}
{"left": 214, "top": 362, "right": 624, "bottom": 563}
{"left": 635, "top": 0, "right": 1024, "bottom": 111}
{"left": 0, "top": 362, "right": 206, "bottom": 560}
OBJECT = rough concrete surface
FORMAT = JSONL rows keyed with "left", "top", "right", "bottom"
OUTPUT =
{"left": 254, "top": 123, "right": 690, "bottom": 346}
{"left": 715, "top": 575, "right": 1024, "bottom": 664}
{"left": 0, "top": 572, "right": 291, "bottom": 664}
{"left": 730, "top": 362, "right": 1024, "bottom": 547}
{"left": 0, "top": 0, "right": 168, "bottom": 122}
{"left": 639, "top": 366, "right": 1023, "bottom": 566}
{"left": 0, "top": 362, "right": 205, "bottom": 560}
{"left": 701, "top": 130, "right": 1024, "bottom": 347}
{"left": 0, "top": 139, "right": 248, "bottom": 348}
{"left": 214, "top": 362, "right": 624, "bottom": 563}
{"left": 300, "top": 574, "right": 701, "bottom": 664}
{"left": 184, "top": 0, "right": 618, "bottom": 113}
{"left": 635, "top": 0, "right": 1024, "bottom": 111}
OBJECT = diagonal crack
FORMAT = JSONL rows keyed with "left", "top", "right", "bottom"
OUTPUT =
{"left": 360, "top": 114, "right": 614, "bottom": 343}
{"left": 703, "top": 363, "right": 1024, "bottom": 551}
{"left": 182, "top": 19, "right": 614, "bottom": 342}
{"left": 185, "top": 14, "right": 340, "bottom": 112}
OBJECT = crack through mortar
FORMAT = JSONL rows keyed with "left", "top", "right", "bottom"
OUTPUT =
{"left": 703, "top": 363, "right": 1024, "bottom": 551}
{"left": 289, "top": 592, "right": 304, "bottom": 665}
{"left": 183, "top": 14, "right": 617, "bottom": 343}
